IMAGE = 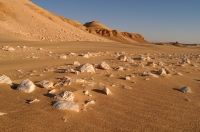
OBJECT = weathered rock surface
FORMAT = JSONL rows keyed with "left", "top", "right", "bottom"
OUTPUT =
{"left": 118, "top": 55, "right": 127, "bottom": 61}
{"left": 53, "top": 101, "right": 79, "bottom": 112}
{"left": 41, "top": 80, "right": 54, "bottom": 88}
{"left": 99, "top": 62, "right": 111, "bottom": 70}
{"left": 103, "top": 87, "right": 112, "bottom": 95}
{"left": 84, "top": 21, "right": 148, "bottom": 44}
{"left": 0, "top": 75, "right": 12, "bottom": 85}
{"left": 180, "top": 86, "right": 191, "bottom": 93}
{"left": 54, "top": 91, "right": 74, "bottom": 101}
{"left": 77, "top": 63, "right": 95, "bottom": 73}
{"left": 17, "top": 79, "right": 35, "bottom": 93}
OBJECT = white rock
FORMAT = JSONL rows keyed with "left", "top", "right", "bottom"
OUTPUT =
{"left": 116, "top": 66, "right": 124, "bottom": 71}
{"left": 83, "top": 90, "right": 89, "bottom": 95}
{"left": 77, "top": 63, "right": 95, "bottom": 73}
{"left": 54, "top": 91, "right": 74, "bottom": 101}
{"left": 180, "top": 86, "right": 191, "bottom": 93}
{"left": 0, "top": 75, "right": 12, "bottom": 85}
{"left": 83, "top": 54, "right": 90, "bottom": 58}
{"left": 0, "top": 112, "right": 7, "bottom": 116}
{"left": 53, "top": 101, "right": 79, "bottom": 112}
{"left": 125, "top": 76, "right": 131, "bottom": 80}
{"left": 158, "top": 68, "right": 167, "bottom": 75}
{"left": 99, "top": 62, "right": 110, "bottom": 70}
{"left": 73, "top": 61, "right": 81, "bottom": 66}
{"left": 181, "top": 58, "right": 190, "bottom": 64}
{"left": 41, "top": 80, "right": 54, "bottom": 88}
{"left": 142, "top": 72, "right": 158, "bottom": 77}
{"left": 84, "top": 100, "right": 95, "bottom": 107}
{"left": 28, "top": 98, "right": 40, "bottom": 104}
{"left": 59, "top": 54, "right": 67, "bottom": 59}
{"left": 103, "top": 87, "right": 112, "bottom": 95}
{"left": 158, "top": 68, "right": 171, "bottom": 75}
{"left": 17, "top": 79, "right": 35, "bottom": 93}
{"left": 70, "top": 78, "right": 85, "bottom": 83}
{"left": 2, "top": 46, "right": 15, "bottom": 51}
{"left": 126, "top": 57, "right": 134, "bottom": 63}
{"left": 118, "top": 55, "right": 127, "bottom": 61}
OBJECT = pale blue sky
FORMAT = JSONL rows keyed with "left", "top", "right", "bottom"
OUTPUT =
{"left": 31, "top": 0, "right": 200, "bottom": 43}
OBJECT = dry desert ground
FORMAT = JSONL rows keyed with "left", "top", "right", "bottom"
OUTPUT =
{"left": 0, "top": 34, "right": 200, "bottom": 132}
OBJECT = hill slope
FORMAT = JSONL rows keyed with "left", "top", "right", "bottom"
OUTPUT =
{"left": 0, "top": 0, "right": 110, "bottom": 42}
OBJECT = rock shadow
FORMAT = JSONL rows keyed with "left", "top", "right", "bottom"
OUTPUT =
{"left": 10, "top": 83, "right": 19, "bottom": 90}
{"left": 43, "top": 92, "right": 55, "bottom": 98}
{"left": 173, "top": 88, "right": 181, "bottom": 92}
{"left": 92, "top": 89, "right": 104, "bottom": 94}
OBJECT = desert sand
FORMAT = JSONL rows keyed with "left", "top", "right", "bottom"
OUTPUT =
{"left": 0, "top": 34, "right": 200, "bottom": 132}
{"left": 0, "top": 0, "right": 200, "bottom": 132}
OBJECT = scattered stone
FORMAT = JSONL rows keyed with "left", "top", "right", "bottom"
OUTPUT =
{"left": 103, "top": 87, "right": 112, "bottom": 95}
{"left": 126, "top": 57, "right": 134, "bottom": 63}
{"left": 83, "top": 90, "right": 89, "bottom": 95}
{"left": 125, "top": 76, "right": 131, "bottom": 80}
{"left": 158, "top": 68, "right": 171, "bottom": 75}
{"left": 28, "top": 98, "right": 40, "bottom": 104}
{"left": 116, "top": 66, "right": 124, "bottom": 71}
{"left": 99, "top": 62, "right": 111, "bottom": 70}
{"left": 181, "top": 57, "right": 190, "bottom": 64}
{"left": 54, "top": 91, "right": 74, "bottom": 101}
{"left": 142, "top": 72, "right": 158, "bottom": 77}
{"left": 2, "top": 46, "right": 15, "bottom": 51}
{"left": 84, "top": 100, "right": 95, "bottom": 107}
{"left": 53, "top": 101, "right": 79, "bottom": 112}
{"left": 59, "top": 54, "right": 67, "bottom": 59}
{"left": 73, "top": 61, "right": 81, "bottom": 66}
{"left": 41, "top": 80, "right": 54, "bottom": 88}
{"left": 62, "top": 117, "right": 67, "bottom": 122}
{"left": 180, "top": 86, "right": 191, "bottom": 93}
{"left": 17, "top": 79, "right": 35, "bottom": 93}
{"left": 158, "top": 68, "right": 167, "bottom": 75}
{"left": 48, "top": 89, "right": 57, "bottom": 93}
{"left": 147, "top": 62, "right": 156, "bottom": 67}
{"left": 123, "top": 85, "right": 132, "bottom": 89}
{"left": 176, "top": 72, "right": 183, "bottom": 75}
{"left": 83, "top": 54, "right": 90, "bottom": 58}
{"left": 77, "top": 63, "right": 95, "bottom": 73}
{"left": 0, "top": 75, "right": 12, "bottom": 85}
{"left": 118, "top": 55, "right": 127, "bottom": 61}
{"left": 0, "top": 112, "right": 7, "bottom": 116}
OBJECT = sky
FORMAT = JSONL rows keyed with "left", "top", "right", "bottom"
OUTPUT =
{"left": 31, "top": 0, "right": 200, "bottom": 44}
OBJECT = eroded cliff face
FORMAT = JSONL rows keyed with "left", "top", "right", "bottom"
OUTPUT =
{"left": 86, "top": 28, "right": 148, "bottom": 43}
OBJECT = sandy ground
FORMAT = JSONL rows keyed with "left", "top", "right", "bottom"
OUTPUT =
{"left": 0, "top": 34, "right": 200, "bottom": 132}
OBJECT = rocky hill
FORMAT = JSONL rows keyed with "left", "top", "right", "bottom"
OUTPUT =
{"left": 0, "top": 0, "right": 148, "bottom": 43}
{"left": 84, "top": 21, "right": 148, "bottom": 43}
{"left": 0, "top": 0, "right": 110, "bottom": 42}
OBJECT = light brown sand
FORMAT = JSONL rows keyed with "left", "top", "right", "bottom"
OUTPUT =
{"left": 0, "top": 34, "right": 200, "bottom": 132}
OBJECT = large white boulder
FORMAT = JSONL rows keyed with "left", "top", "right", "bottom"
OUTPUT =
{"left": 17, "top": 79, "right": 35, "bottom": 93}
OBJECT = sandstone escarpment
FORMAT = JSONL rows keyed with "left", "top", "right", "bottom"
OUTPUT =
{"left": 84, "top": 21, "right": 148, "bottom": 43}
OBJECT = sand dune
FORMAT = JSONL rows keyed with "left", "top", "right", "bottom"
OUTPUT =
{"left": 0, "top": 0, "right": 111, "bottom": 42}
